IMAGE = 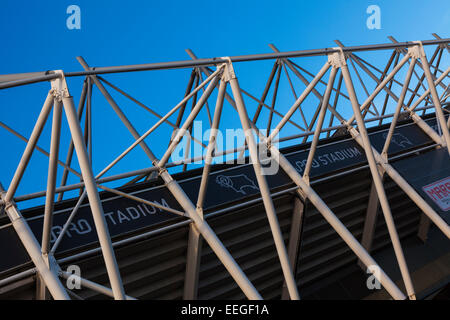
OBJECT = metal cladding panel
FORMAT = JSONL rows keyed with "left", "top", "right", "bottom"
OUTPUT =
{"left": 197, "top": 195, "right": 294, "bottom": 300}
{"left": 60, "top": 226, "right": 190, "bottom": 300}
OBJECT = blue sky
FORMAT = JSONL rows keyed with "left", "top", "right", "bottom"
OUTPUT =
{"left": 0, "top": 0, "right": 449, "bottom": 208}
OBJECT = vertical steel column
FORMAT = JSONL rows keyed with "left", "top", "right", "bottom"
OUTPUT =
{"left": 227, "top": 59, "right": 300, "bottom": 300}
{"left": 41, "top": 100, "right": 63, "bottom": 254}
{"left": 417, "top": 214, "right": 432, "bottom": 242}
{"left": 87, "top": 76, "right": 93, "bottom": 163}
{"left": 267, "top": 62, "right": 331, "bottom": 144}
{"left": 359, "top": 182, "right": 380, "bottom": 264}
{"left": 62, "top": 93, "right": 126, "bottom": 300}
{"left": 38, "top": 96, "right": 62, "bottom": 299}
{"left": 57, "top": 80, "right": 88, "bottom": 202}
{"left": 159, "top": 76, "right": 219, "bottom": 167}
{"left": 77, "top": 57, "right": 156, "bottom": 161}
{"left": 348, "top": 51, "right": 445, "bottom": 147}
{"left": 340, "top": 56, "right": 416, "bottom": 299}
{"left": 281, "top": 196, "right": 305, "bottom": 300}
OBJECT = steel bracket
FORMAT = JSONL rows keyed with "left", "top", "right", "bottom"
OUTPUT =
{"left": 50, "top": 70, "right": 70, "bottom": 101}
{"left": 0, "top": 192, "right": 20, "bottom": 221}
{"left": 328, "top": 48, "right": 347, "bottom": 68}
{"left": 408, "top": 44, "right": 423, "bottom": 59}
{"left": 219, "top": 57, "right": 235, "bottom": 82}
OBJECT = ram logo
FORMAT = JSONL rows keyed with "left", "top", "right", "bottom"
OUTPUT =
{"left": 215, "top": 174, "right": 259, "bottom": 195}
{"left": 382, "top": 132, "right": 413, "bottom": 148}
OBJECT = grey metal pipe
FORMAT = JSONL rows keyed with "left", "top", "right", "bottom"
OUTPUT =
{"left": 341, "top": 63, "right": 416, "bottom": 299}
{"left": 63, "top": 39, "right": 448, "bottom": 77}
{"left": 159, "top": 75, "right": 220, "bottom": 167}
{"left": 77, "top": 57, "right": 156, "bottom": 162}
{"left": 346, "top": 54, "right": 411, "bottom": 125}
{"left": 10, "top": 101, "right": 444, "bottom": 204}
{"left": 159, "top": 169, "right": 262, "bottom": 300}
{"left": 57, "top": 80, "right": 88, "bottom": 201}
{"left": 381, "top": 58, "right": 417, "bottom": 157}
{"left": 5, "top": 92, "right": 54, "bottom": 202}
{"left": 268, "top": 146, "right": 406, "bottom": 299}
{"left": 0, "top": 184, "right": 69, "bottom": 299}
{"left": 42, "top": 100, "right": 63, "bottom": 254}
{"left": 0, "top": 73, "right": 60, "bottom": 90}
{"left": 50, "top": 190, "right": 87, "bottom": 254}
{"left": 268, "top": 62, "right": 331, "bottom": 143}
{"left": 197, "top": 80, "right": 226, "bottom": 210}
{"left": 62, "top": 95, "right": 126, "bottom": 300}
{"left": 420, "top": 54, "right": 450, "bottom": 151}
{"left": 303, "top": 67, "right": 338, "bottom": 179}
{"left": 229, "top": 73, "right": 300, "bottom": 300}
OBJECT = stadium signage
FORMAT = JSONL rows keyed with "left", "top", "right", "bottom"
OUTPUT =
{"left": 422, "top": 177, "right": 450, "bottom": 212}
{"left": 0, "top": 117, "right": 443, "bottom": 273}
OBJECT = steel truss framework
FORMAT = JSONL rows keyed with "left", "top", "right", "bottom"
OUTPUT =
{"left": 0, "top": 35, "right": 449, "bottom": 300}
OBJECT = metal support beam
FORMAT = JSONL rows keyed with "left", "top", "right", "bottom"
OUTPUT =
{"left": 5, "top": 92, "right": 54, "bottom": 202}
{"left": 0, "top": 184, "right": 69, "bottom": 300}
{"left": 227, "top": 60, "right": 300, "bottom": 300}
{"left": 340, "top": 56, "right": 416, "bottom": 299}
{"left": 281, "top": 196, "right": 305, "bottom": 300}
{"left": 267, "top": 146, "right": 406, "bottom": 300}
{"left": 61, "top": 89, "right": 126, "bottom": 300}
{"left": 358, "top": 182, "right": 381, "bottom": 269}
{"left": 41, "top": 100, "right": 62, "bottom": 255}
{"left": 183, "top": 79, "right": 226, "bottom": 300}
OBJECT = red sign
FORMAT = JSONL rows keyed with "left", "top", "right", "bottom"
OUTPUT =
{"left": 422, "top": 177, "right": 450, "bottom": 211}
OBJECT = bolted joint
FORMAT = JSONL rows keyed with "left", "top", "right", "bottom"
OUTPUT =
{"left": 409, "top": 41, "right": 426, "bottom": 58}
{"left": 50, "top": 70, "right": 70, "bottom": 102}
{"left": 376, "top": 161, "right": 386, "bottom": 177}
{"left": 1, "top": 197, "right": 21, "bottom": 222}
{"left": 196, "top": 206, "right": 204, "bottom": 216}
{"left": 294, "top": 189, "right": 307, "bottom": 203}
{"left": 347, "top": 126, "right": 360, "bottom": 140}
{"left": 303, "top": 174, "right": 310, "bottom": 186}
{"left": 218, "top": 57, "right": 236, "bottom": 82}
{"left": 328, "top": 47, "right": 347, "bottom": 68}
{"left": 378, "top": 153, "right": 388, "bottom": 174}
